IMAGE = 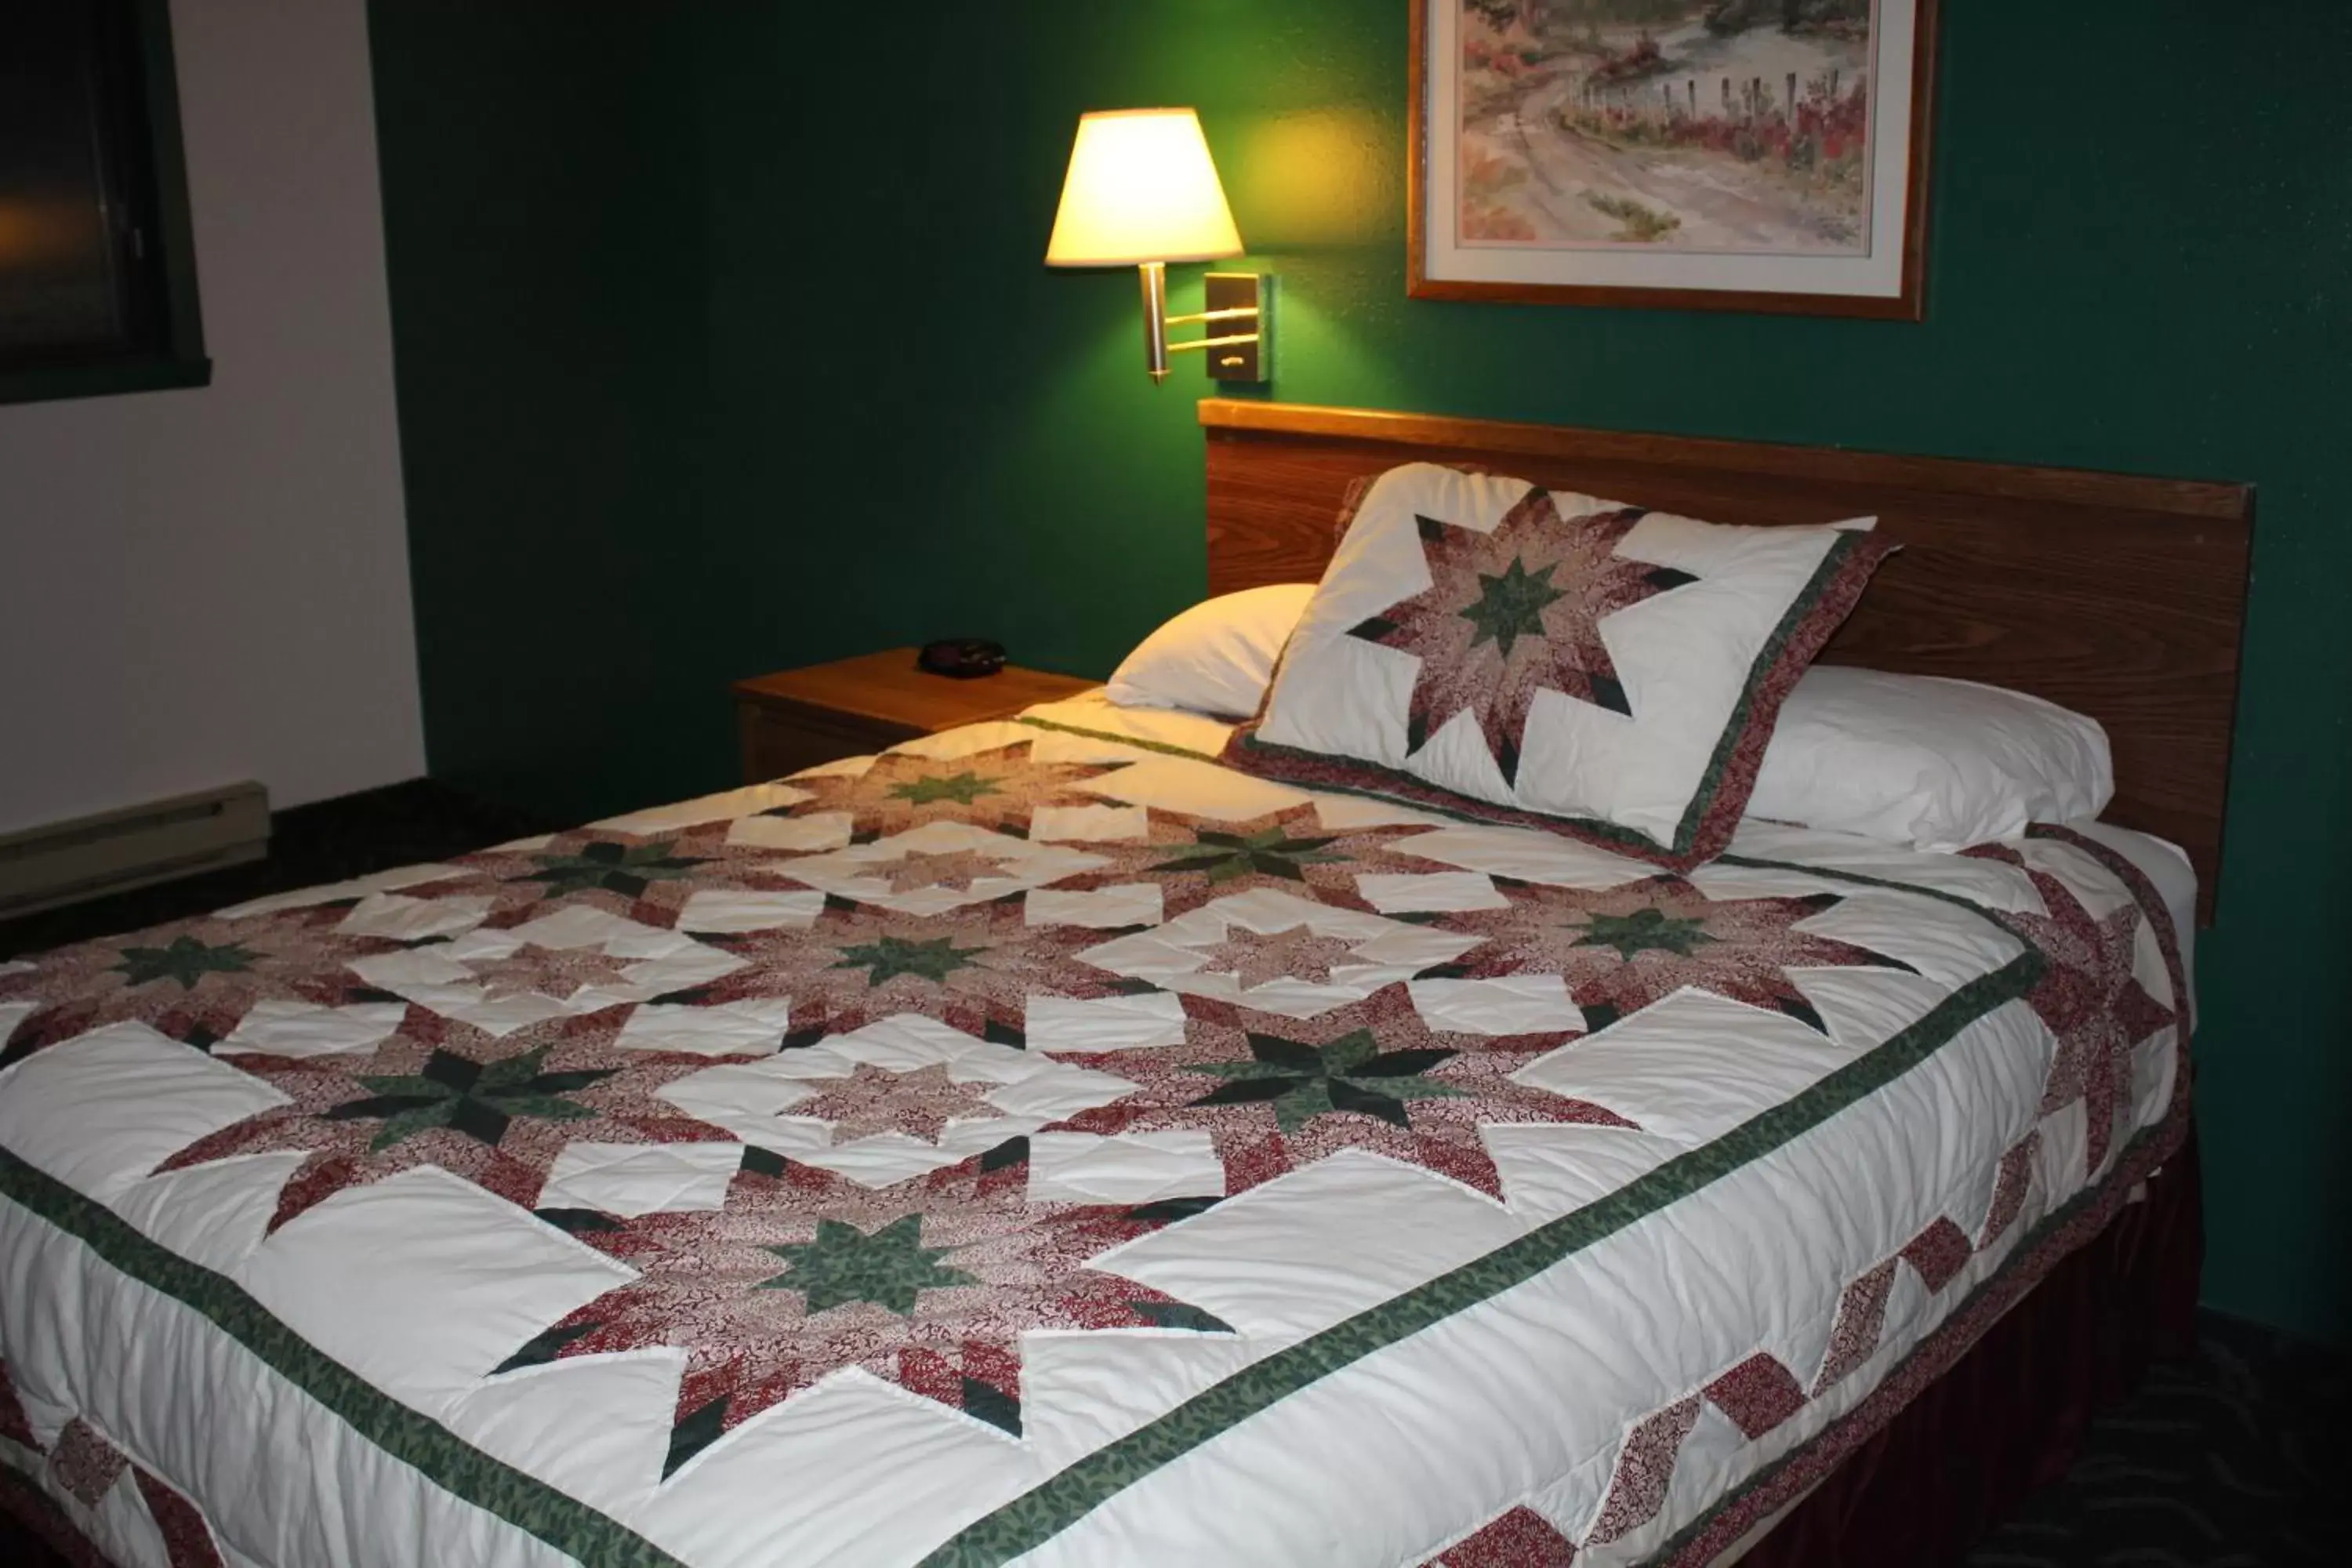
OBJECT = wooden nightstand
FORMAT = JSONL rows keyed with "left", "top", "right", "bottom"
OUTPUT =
{"left": 733, "top": 649, "right": 1098, "bottom": 785}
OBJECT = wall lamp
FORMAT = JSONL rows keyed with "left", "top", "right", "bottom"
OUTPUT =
{"left": 1046, "top": 108, "right": 1268, "bottom": 385}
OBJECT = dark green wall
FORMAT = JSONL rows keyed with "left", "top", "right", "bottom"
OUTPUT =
{"left": 368, "top": 2, "right": 715, "bottom": 824}
{"left": 376, "top": 2, "right": 2352, "bottom": 1344}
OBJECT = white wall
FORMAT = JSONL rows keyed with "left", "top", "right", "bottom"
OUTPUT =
{"left": 0, "top": 0, "right": 423, "bottom": 836}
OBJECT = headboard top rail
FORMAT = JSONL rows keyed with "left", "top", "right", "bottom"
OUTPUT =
{"left": 1197, "top": 399, "right": 2252, "bottom": 924}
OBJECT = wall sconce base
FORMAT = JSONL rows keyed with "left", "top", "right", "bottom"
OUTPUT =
{"left": 1199, "top": 274, "right": 1267, "bottom": 383}
{"left": 1144, "top": 270, "right": 1268, "bottom": 387}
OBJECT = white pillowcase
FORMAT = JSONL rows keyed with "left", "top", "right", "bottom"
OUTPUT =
{"left": 1105, "top": 583, "right": 1316, "bottom": 719}
{"left": 1106, "top": 583, "right": 2112, "bottom": 855}
{"left": 1748, "top": 666, "right": 2113, "bottom": 851}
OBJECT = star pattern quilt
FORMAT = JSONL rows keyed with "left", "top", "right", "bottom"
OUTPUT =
{"left": 0, "top": 705, "right": 2189, "bottom": 1568}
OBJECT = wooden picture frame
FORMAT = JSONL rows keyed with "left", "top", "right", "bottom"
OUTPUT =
{"left": 1408, "top": 1, "right": 1940, "bottom": 319}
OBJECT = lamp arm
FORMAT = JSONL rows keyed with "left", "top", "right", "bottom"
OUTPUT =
{"left": 1163, "top": 306, "right": 1261, "bottom": 327}
{"left": 1131, "top": 263, "right": 1266, "bottom": 385}
{"left": 1166, "top": 333, "right": 1261, "bottom": 355}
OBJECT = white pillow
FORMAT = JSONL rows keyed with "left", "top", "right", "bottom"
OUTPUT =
{"left": 1105, "top": 583, "right": 1316, "bottom": 719}
{"left": 1108, "top": 581, "right": 2111, "bottom": 856}
{"left": 1748, "top": 666, "right": 2113, "bottom": 851}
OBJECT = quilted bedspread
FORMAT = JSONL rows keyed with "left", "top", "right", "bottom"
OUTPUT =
{"left": 0, "top": 706, "right": 2189, "bottom": 1568}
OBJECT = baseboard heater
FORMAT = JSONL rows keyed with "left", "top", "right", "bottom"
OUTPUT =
{"left": 0, "top": 782, "right": 270, "bottom": 919}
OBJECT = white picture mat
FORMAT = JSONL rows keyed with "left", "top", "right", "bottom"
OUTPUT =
{"left": 1421, "top": 0, "right": 1919, "bottom": 299}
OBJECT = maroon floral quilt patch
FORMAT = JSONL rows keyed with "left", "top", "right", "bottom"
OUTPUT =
{"left": 1347, "top": 490, "right": 1698, "bottom": 782}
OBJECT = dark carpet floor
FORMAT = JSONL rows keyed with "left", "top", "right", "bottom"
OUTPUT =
{"left": 1961, "top": 1312, "right": 2347, "bottom": 1566}
{"left": 2, "top": 780, "right": 2344, "bottom": 1565}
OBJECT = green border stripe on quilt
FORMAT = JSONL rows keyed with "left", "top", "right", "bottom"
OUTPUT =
{"left": 922, "top": 948, "right": 2044, "bottom": 1566}
{"left": 0, "top": 1149, "right": 688, "bottom": 1568}
{"left": 1013, "top": 715, "right": 1223, "bottom": 763}
{"left": 1717, "top": 851, "right": 2034, "bottom": 934}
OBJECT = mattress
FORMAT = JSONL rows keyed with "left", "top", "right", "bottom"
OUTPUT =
{"left": 0, "top": 699, "right": 2192, "bottom": 1568}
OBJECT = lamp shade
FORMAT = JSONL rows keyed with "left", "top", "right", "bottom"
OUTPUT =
{"left": 1044, "top": 108, "right": 1243, "bottom": 267}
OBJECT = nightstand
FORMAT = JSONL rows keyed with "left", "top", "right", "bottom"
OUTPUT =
{"left": 733, "top": 649, "right": 1098, "bottom": 785}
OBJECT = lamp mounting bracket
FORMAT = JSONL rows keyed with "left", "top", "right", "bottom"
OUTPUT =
{"left": 1138, "top": 266, "right": 1267, "bottom": 385}
{"left": 1177, "top": 273, "right": 1266, "bottom": 383}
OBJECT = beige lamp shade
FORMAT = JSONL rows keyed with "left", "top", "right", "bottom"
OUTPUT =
{"left": 1044, "top": 108, "right": 1243, "bottom": 267}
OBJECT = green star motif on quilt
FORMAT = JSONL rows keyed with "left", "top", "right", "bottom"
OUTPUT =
{"left": 887, "top": 771, "right": 1004, "bottom": 807}
{"left": 320, "top": 1046, "right": 620, "bottom": 1151}
{"left": 1186, "top": 1028, "right": 1468, "bottom": 1134}
{"left": 111, "top": 935, "right": 257, "bottom": 990}
{"left": 758, "top": 1214, "right": 979, "bottom": 1316}
{"left": 832, "top": 934, "right": 978, "bottom": 987}
{"left": 514, "top": 840, "right": 706, "bottom": 898}
{"left": 1152, "top": 826, "right": 1345, "bottom": 885}
{"left": 1574, "top": 907, "right": 1719, "bottom": 960}
{"left": 1459, "top": 555, "right": 1570, "bottom": 658}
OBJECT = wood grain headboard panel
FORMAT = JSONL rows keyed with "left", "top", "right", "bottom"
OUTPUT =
{"left": 1200, "top": 400, "right": 2253, "bottom": 924}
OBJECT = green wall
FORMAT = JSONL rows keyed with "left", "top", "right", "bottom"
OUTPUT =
{"left": 375, "top": 2, "right": 2352, "bottom": 1344}
{"left": 368, "top": 2, "right": 714, "bottom": 823}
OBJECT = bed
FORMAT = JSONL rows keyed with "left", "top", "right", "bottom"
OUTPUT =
{"left": 0, "top": 402, "right": 2250, "bottom": 1567}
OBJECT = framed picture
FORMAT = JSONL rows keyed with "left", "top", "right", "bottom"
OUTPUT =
{"left": 1409, "top": 0, "right": 1940, "bottom": 318}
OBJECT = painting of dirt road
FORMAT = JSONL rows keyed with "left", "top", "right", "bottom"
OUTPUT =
{"left": 1457, "top": 0, "right": 1879, "bottom": 254}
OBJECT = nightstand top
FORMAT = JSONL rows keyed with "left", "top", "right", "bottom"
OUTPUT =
{"left": 734, "top": 648, "right": 1098, "bottom": 734}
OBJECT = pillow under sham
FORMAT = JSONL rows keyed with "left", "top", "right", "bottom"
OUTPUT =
{"left": 1105, "top": 576, "right": 2110, "bottom": 857}
{"left": 1105, "top": 583, "right": 1316, "bottom": 720}
{"left": 1750, "top": 666, "right": 2113, "bottom": 851}
{"left": 1222, "top": 462, "right": 1893, "bottom": 869}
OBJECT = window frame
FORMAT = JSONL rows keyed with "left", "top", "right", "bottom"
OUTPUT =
{"left": 0, "top": 0, "right": 209, "bottom": 407}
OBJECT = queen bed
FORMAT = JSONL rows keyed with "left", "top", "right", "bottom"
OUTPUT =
{"left": 0, "top": 403, "right": 2250, "bottom": 1566}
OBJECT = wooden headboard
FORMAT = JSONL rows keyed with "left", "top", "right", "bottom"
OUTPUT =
{"left": 1200, "top": 400, "right": 2253, "bottom": 924}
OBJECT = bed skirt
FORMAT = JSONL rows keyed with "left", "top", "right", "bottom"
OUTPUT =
{"left": 1733, "top": 1126, "right": 2205, "bottom": 1567}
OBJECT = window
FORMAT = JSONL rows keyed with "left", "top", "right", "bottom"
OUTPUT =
{"left": 0, "top": 0, "right": 205, "bottom": 402}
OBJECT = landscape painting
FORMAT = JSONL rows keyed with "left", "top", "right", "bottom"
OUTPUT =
{"left": 1411, "top": 0, "right": 1936, "bottom": 317}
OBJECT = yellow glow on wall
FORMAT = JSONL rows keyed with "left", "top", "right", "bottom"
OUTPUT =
{"left": 1232, "top": 109, "right": 1388, "bottom": 248}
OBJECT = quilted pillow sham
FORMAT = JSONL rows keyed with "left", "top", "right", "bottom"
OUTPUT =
{"left": 1222, "top": 462, "right": 1894, "bottom": 869}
